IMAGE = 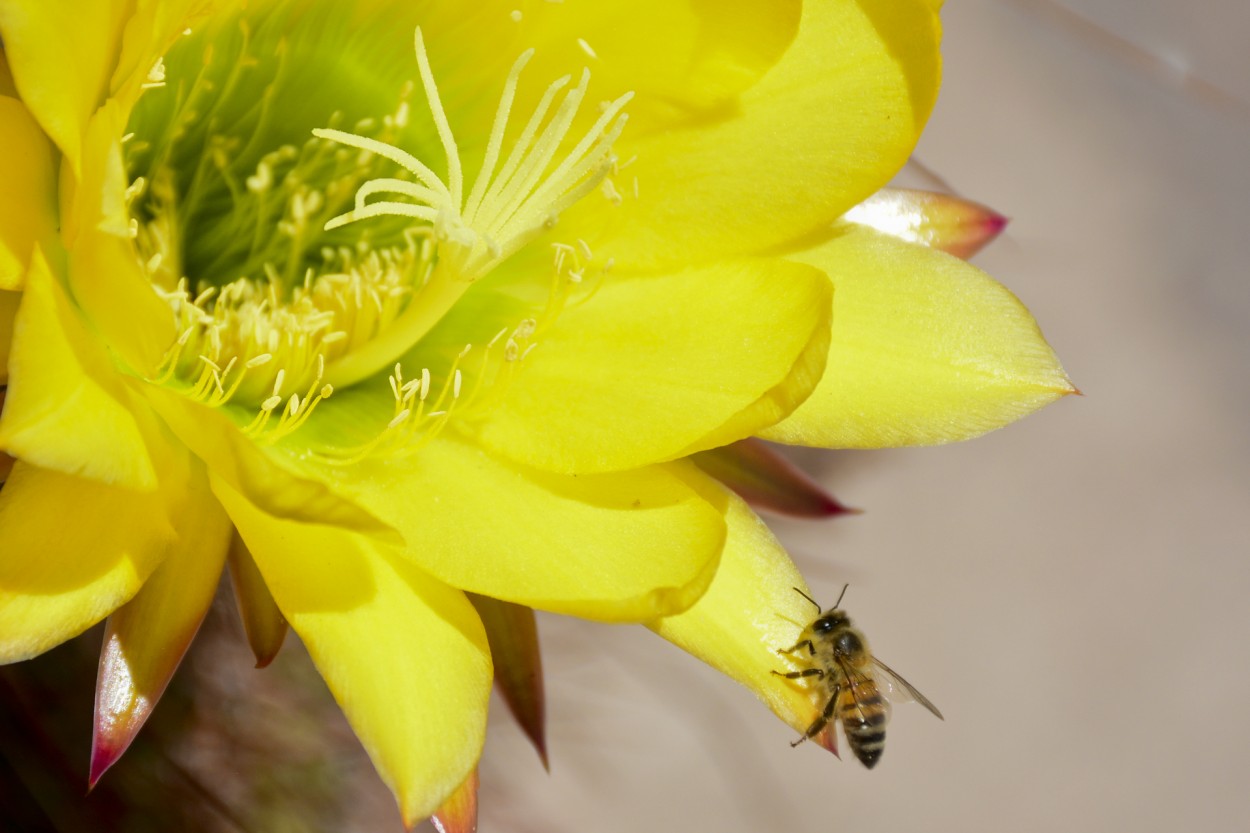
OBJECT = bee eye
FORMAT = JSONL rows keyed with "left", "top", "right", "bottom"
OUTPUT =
{"left": 813, "top": 618, "right": 834, "bottom": 633}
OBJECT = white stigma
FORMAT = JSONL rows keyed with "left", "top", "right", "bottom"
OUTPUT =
{"left": 313, "top": 28, "right": 632, "bottom": 281}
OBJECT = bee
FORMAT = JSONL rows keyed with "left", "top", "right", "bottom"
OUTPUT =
{"left": 772, "top": 585, "right": 943, "bottom": 768}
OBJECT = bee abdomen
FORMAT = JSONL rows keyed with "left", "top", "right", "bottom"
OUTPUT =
{"left": 840, "top": 693, "right": 889, "bottom": 769}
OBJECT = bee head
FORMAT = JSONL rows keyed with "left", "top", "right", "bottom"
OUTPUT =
{"left": 812, "top": 610, "right": 848, "bottom": 634}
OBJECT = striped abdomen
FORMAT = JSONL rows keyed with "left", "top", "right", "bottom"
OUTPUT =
{"left": 838, "top": 682, "right": 889, "bottom": 768}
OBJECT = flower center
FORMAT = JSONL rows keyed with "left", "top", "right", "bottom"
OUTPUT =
{"left": 124, "top": 8, "right": 630, "bottom": 448}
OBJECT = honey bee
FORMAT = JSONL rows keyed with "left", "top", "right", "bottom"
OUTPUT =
{"left": 772, "top": 586, "right": 943, "bottom": 768}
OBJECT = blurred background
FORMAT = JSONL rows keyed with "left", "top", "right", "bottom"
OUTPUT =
{"left": 3, "top": 0, "right": 1247, "bottom": 830}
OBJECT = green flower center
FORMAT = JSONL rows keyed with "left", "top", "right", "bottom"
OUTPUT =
{"left": 123, "top": 4, "right": 628, "bottom": 450}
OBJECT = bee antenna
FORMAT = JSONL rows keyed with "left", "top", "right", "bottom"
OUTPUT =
{"left": 832, "top": 583, "right": 850, "bottom": 609}
{"left": 791, "top": 587, "right": 822, "bottom": 614}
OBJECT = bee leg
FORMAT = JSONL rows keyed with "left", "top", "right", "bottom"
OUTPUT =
{"left": 778, "top": 639, "right": 816, "bottom": 657}
{"left": 771, "top": 668, "right": 825, "bottom": 681}
{"left": 792, "top": 685, "right": 842, "bottom": 748}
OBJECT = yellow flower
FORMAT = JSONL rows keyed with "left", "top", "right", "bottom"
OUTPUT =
{"left": 0, "top": 0, "right": 1071, "bottom": 824}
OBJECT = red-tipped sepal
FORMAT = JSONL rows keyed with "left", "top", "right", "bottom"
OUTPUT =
{"left": 89, "top": 479, "right": 231, "bottom": 787}
{"left": 227, "top": 532, "right": 288, "bottom": 668}
{"left": 429, "top": 768, "right": 478, "bottom": 833}
{"left": 691, "top": 438, "right": 854, "bottom": 519}
{"left": 468, "top": 594, "right": 547, "bottom": 769}
{"left": 844, "top": 188, "right": 1008, "bottom": 259}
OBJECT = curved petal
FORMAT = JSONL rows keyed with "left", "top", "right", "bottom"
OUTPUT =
{"left": 0, "top": 96, "right": 57, "bottom": 290}
{"left": 0, "top": 0, "right": 129, "bottom": 173}
{"left": 474, "top": 257, "right": 831, "bottom": 473}
{"left": 648, "top": 480, "right": 832, "bottom": 748}
{"left": 91, "top": 463, "right": 231, "bottom": 785}
{"left": 345, "top": 436, "right": 728, "bottom": 622}
{"left": 0, "top": 248, "right": 159, "bottom": 490}
{"left": 762, "top": 226, "right": 1075, "bottom": 448}
{"left": 212, "top": 477, "right": 492, "bottom": 828}
{"left": 0, "top": 460, "right": 178, "bottom": 663}
{"left": 578, "top": 0, "right": 943, "bottom": 271}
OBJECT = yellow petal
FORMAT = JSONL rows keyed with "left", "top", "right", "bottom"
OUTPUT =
{"left": 762, "top": 226, "right": 1075, "bottom": 448}
{"left": 91, "top": 463, "right": 231, "bottom": 785}
{"left": 227, "top": 532, "right": 288, "bottom": 668}
{"left": 143, "top": 385, "right": 399, "bottom": 541}
{"left": 0, "top": 96, "right": 57, "bottom": 290}
{"left": 0, "top": 248, "right": 160, "bottom": 490}
{"left": 489, "top": 0, "right": 799, "bottom": 128}
{"left": 0, "top": 460, "right": 176, "bottom": 663}
{"left": 583, "top": 0, "right": 942, "bottom": 270}
{"left": 212, "top": 478, "right": 491, "bottom": 827}
{"left": 346, "top": 436, "right": 727, "bottom": 622}
{"left": 65, "top": 101, "right": 177, "bottom": 375}
{"left": 648, "top": 484, "right": 829, "bottom": 744}
{"left": 0, "top": 290, "right": 20, "bottom": 385}
{"left": 475, "top": 258, "right": 831, "bottom": 473}
{"left": 0, "top": 0, "right": 128, "bottom": 173}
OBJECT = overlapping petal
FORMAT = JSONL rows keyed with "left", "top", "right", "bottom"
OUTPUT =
{"left": 0, "top": 96, "right": 57, "bottom": 290}
{"left": 762, "top": 225, "right": 1074, "bottom": 448}
{"left": 345, "top": 436, "right": 727, "bottom": 622}
{"left": 475, "top": 258, "right": 831, "bottom": 473}
{"left": 0, "top": 248, "right": 161, "bottom": 490}
{"left": 144, "top": 385, "right": 400, "bottom": 540}
{"left": 0, "top": 1, "right": 129, "bottom": 173}
{"left": 579, "top": 0, "right": 943, "bottom": 271}
{"left": 213, "top": 478, "right": 492, "bottom": 828}
{"left": 65, "top": 101, "right": 177, "bottom": 375}
{"left": 0, "top": 461, "right": 178, "bottom": 663}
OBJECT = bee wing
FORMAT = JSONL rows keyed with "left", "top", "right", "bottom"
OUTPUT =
{"left": 870, "top": 657, "right": 944, "bottom": 720}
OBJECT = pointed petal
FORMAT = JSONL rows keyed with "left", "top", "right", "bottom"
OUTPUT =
{"left": 844, "top": 188, "right": 1009, "bottom": 259}
{"left": 0, "top": 96, "right": 57, "bottom": 290}
{"left": 649, "top": 481, "right": 836, "bottom": 754}
{"left": 582, "top": 0, "right": 942, "bottom": 270}
{"left": 763, "top": 226, "right": 1075, "bottom": 448}
{"left": 0, "top": 248, "right": 159, "bottom": 490}
{"left": 430, "top": 769, "right": 479, "bottom": 833}
{"left": 476, "top": 258, "right": 831, "bottom": 474}
{"left": 468, "top": 594, "right": 547, "bottom": 768}
{"left": 346, "top": 436, "right": 727, "bottom": 622}
{"left": 691, "top": 439, "right": 853, "bottom": 519}
{"left": 227, "top": 532, "right": 288, "bottom": 668}
{"left": 212, "top": 478, "right": 492, "bottom": 827}
{"left": 90, "top": 464, "right": 231, "bottom": 785}
{"left": 0, "top": 461, "right": 177, "bottom": 663}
